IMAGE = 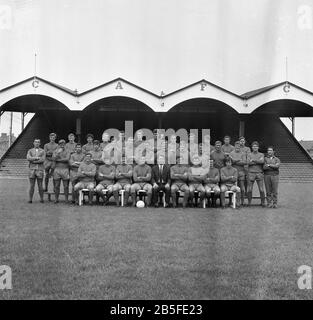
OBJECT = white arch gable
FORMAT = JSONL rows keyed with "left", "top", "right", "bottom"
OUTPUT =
{"left": 0, "top": 78, "right": 75, "bottom": 110}
{"left": 246, "top": 83, "right": 313, "bottom": 113}
{"left": 161, "top": 81, "right": 243, "bottom": 113}
{"left": 78, "top": 79, "right": 159, "bottom": 111}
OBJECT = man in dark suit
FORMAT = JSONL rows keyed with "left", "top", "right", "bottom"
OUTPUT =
{"left": 151, "top": 154, "right": 171, "bottom": 207}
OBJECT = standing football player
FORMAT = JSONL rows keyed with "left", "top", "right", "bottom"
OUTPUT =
{"left": 43, "top": 132, "right": 58, "bottom": 192}
{"left": 65, "top": 133, "right": 77, "bottom": 155}
{"left": 69, "top": 143, "right": 85, "bottom": 203}
{"left": 26, "top": 138, "right": 46, "bottom": 203}
{"left": 247, "top": 141, "right": 265, "bottom": 207}
{"left": 229, "top": 141, "right": 247, "bottom": 206}
{"left": 82, "top": 133, "right": 95, "bottom": 154}
{"left": 221, "top": 135, "right": 235, "bottom": 156}
{"left": 52, "top": 139, "right": 71, "bottom": 203}
{"left": 263, "top": 146, "right": 280, "bottom": 208}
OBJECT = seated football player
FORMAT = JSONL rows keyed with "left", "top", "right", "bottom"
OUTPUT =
{"left": 151, "top": 153, "right": 171, "bottom": 208}
{"left": 131, "top": 156, "right": 152, "bottom": 207}
{"left": 221, "top": 135, "right": 235, "bottom": 156}
{"left": 170, "top": 156, "right": 190, "bottom": 208}
{"left": 95, "top": 157, "right": 116, "bottom": 205}
{"left": 188, "top": 154, "right": 206, "bottom": 208}
{"left": 26, "top": 138, "right": 46, "bottom": 203}
{"left": 82, "top": 133, "right": 95, "bottom": 154}
{"left": 74, "top": 153, "right": 96, "bottom": 205}
{"left": 52, "top": 139, "right": 71, "bottom": 203}
{"left": 113, "top": 157, "right": 133, "bottom": 206}
{"left": 69, "top": 143, "right": 85, "bottom": 203}
{"left": 220, "top": 157, "right": 241, "bottom": 208}
{"left": 43, "top": 132, "right": 58, "bottom": 192}
{"left": 65, "top": 133, "right": 77, "bottom": 155}
{"left": 247, "top": 141, "right": 265, "bottom": 207}
{"left": 210, "top": 141, "right": 226, "bottom": 170}
{"left": 203, "top": 160, "right": 220, "bottom": 208}
{"left": 229, "top": 141, "right": 247, "bottom": 206}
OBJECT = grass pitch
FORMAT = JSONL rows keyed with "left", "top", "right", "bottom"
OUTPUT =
{"left": 0, "top": 178, "right": 313, "bottom": 300}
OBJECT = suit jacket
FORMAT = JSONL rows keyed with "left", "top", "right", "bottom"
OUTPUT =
{"left": 151, "top": 164, "right": 171, "bottom": 184}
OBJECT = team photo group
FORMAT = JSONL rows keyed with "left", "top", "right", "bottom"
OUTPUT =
{"left": 26, "top": 130, "right": 280, "bottom": 209}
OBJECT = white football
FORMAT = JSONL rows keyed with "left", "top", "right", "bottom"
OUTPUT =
{"left": 136, "top": 200, "right": 145, "bottom": 208}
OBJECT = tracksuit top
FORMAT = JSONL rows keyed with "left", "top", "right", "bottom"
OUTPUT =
{"left": 211, "top": 150, "right": 226, "bottom": 169}
{"left": 69, "top": 152, "right": 85, "bottom": 172}
{"left": 188, "top": 166, "right": 207, "bottom": 183}
{"left": 221, "top": 144, "right": 235, "bottom": 155}
{"left": 264, "top": 156, "right": 280, "bottom": 176}
{"left": 247, "top": 152, "right": 264, "bottom": 173}
{"left": 82, "top": 143, "right": 95, "bottom": 154}
{"left": 133, "top": 164, "right": 151, "bottom": 182}
{"left": 98, "top": 165, "right": 115, "bottom": 184}
{"left": 116, "top": 164, "right": 133, "bottom": 184}
{"left": 27, "top": 148, "right": 45, "bottom": 170}
{"left": 78, "top": 162, "right": 96, "bottom": 182}
{"left": 170, "top": 165, "right": 188, "bottom": 183}
{"left": 229, "top": 150, "right": 246, "bottom": 173}
{"left": 220, "top": 166, "right": 238, "bottom": 186}
{"left": 204, "top": 167, "right": 220, "bottom": 184}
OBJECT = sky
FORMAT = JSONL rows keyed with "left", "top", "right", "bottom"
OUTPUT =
{"left": 1, "top": 0, "right": 313, "bottom": 139}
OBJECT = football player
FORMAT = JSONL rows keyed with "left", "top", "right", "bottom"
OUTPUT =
{"left": 131, "top": 156, "right": 152, "bottom": 207}
{"left": 43, "top": 133, "right": 58, "bottom": 192}
{"left": 188, "top": 154, "right": 206, "bottom": 207}
{"left": 221, "top": 135, "right": 235, "bottom": 156}
{"left": 229, "top": 141, "right": 247, "bottom": 206}
{"left": 203, "top": 160, "right": 220, "bottom": 207}
{"left": 170, "top": 156, "right": 190, "bottom": 208}
{"left": 210, "top": 141, "right": 225, "bottom": 170}
{"left": 220, "top": 158, "right": 241, "bottom": 208}
{"left": 65, "top": 133, "right": 77, "bottom": 155}
{"left": 247, "top": 141, "right": 265, "bottom": 207}
{"left": 74, "top": 153, "right": 96, "bottom": 205}
{"left": 263, "top": 146, "right": 280, "bottom": 208}
{"left": 82, "top": 133, "right": 95, "bottom": 154}
{"left": 113, "top": 156, "right": 133, "bottom": 206}
{"left": 69, "top": 143, "right": 85, "bottom": 203}
{"left": 95, "top": 158, "right": 116, "bottom": 205}
{"left": 52, "top": 139, "right": 71, "bottom": 203}
{"left": 26, "top": 138, "right": 46, "bottom": 203}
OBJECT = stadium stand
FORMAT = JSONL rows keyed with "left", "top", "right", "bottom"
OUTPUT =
{"left": 1, "top": 114, "right": 313, "bottom": 182}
